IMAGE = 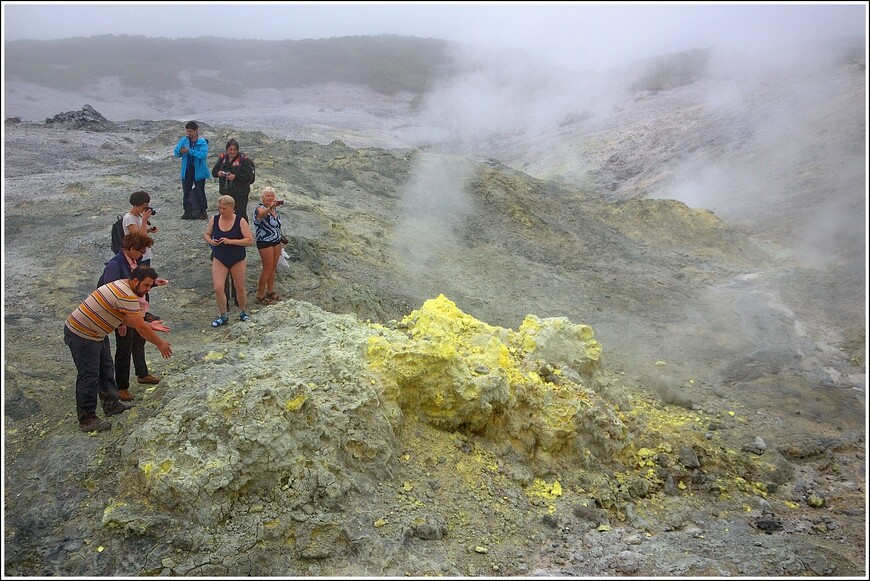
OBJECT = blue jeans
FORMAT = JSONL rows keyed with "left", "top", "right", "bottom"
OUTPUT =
{"left": 63, "top": 326, "right": 120, "bottom": 419}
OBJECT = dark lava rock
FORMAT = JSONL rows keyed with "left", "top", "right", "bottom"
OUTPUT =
{"left": 45, "top": 104, "right": 117, "bottom": 131}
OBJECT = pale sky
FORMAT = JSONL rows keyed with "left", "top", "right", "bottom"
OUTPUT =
{"left": 2, "top": 1, "right": 866, "bottom": 71}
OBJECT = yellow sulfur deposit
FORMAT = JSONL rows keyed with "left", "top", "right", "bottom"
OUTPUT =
{"left": 367, "top": 294, "right": 621, "bottom": 461}
{"left": 141, "top": 459, "right": 174, "bottom": 480}
{"left": 285, "top": 394, "right": 307, "bottom": 411}
{"left": 365, "top": 296, "right": 785, "bottom": 515}
{"left": 527, "top": 478, "right": 564, "bottom": 499}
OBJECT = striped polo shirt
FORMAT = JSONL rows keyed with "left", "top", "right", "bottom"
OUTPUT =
{"left": 65, "top": 279, "right": 140, "bottom": 341}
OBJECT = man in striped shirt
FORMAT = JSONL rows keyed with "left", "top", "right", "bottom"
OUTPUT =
{"left": 63, "top": 265, "right": 173, "bottom": 432}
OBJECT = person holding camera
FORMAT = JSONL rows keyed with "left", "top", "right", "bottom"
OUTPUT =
{"left": 174, "top": 120, "right": 210, "bottom": 220}
{"left": 123, "top": 190, "right": 158, "bottom": 267}
{"left": 212, "top": 138, "right": 254, "bottom": 224}
{"left": 212, "top": 138, "right": 255, "bottom": 306}
{"left": 252, "top": 186, "right": 286, "bottom": 304}
{"left": 122, "top": 190, "right": 162, "bottom": 325}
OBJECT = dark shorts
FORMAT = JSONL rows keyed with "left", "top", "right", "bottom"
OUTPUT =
{"left": 257, "top": 240, "right": 281, "bottom": 250}
{"left": 213, "top": 244, "right": 246, "bottom": 269}
{"left": 215, "top": 255, "right": 245, "bottom": 269}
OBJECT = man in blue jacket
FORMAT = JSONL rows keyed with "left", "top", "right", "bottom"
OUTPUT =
{"left": 174, "top": 120, "right": 210, "bottom": 220}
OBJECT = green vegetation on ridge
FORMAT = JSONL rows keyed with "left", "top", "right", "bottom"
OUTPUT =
{"left": 4, "top": 34, "right": 455, "bottom": 94}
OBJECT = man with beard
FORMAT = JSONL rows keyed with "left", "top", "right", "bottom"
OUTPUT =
{"left": 64, "top": 266, "right": 173, "bottom": 432}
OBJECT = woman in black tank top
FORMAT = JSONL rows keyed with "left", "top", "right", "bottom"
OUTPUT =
{"left": 203, "top": 195, "right": 254, "bottom": 326}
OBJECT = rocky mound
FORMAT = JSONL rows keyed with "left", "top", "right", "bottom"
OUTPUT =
{"left": 2, "top": 104, "right": 864, "bottom": 576}
{"left": 94, "top": 296, "right": 807, "bottom": 576}
{"left": 44, "top": 104, "right": 118, "bottom": 131}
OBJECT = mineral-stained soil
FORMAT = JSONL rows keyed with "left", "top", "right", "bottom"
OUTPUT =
{"left": 2, "top": 63, "right": 866, "bottom": 576}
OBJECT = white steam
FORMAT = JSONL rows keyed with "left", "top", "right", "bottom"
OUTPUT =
{"left": 391, "top": 154, "right": 473, "bottom": 290}
{"left": 405, "top": 34, "right": 865, "bottom": 269}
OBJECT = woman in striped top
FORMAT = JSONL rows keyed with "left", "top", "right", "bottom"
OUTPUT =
{"left": 252, "top": 186, "right": 285, "bottom": 304}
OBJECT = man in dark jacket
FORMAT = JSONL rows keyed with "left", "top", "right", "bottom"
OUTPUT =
{"left": 99, "top": 232, "right": 167, "bottom": 401}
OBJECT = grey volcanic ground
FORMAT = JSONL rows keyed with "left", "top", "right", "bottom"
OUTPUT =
{"left": 2, "top": 46, "right": 867, "bottom": 577}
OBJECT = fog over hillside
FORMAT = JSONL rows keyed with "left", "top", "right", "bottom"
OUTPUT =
{"left": 395, "top": 36, "right": 866, "bottom": 386}
{"left": 3, "top": 32, "right": 866, "bottom": 376}
{"left": 3, "top": 2, "right": 864, "bottom": 70}
{"left": 414, "top": 36, "right": 866, "bottom": 260}
{"left": 2, "top": 18, "right": 868, "bottom": 576}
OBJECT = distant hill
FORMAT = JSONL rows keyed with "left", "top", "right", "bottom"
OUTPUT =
{"left": 3, "top": 34, "right": 456, "bottom": 95}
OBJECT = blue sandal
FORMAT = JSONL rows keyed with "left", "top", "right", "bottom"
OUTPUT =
{"left": 239, "top": 311, "right": 251, "bottom": 322}
{"left": 212, "top": 314, "right": 228, "bottom": 327}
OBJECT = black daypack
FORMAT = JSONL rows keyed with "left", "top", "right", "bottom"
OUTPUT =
{"left": 218, "top": 152, "right": 256, "bottom": 184}
{"left": 110, "top": 215, "right": 124, "bottom": 254}
{"left": 244, "top": 153, "right": 256, "bottom": 184}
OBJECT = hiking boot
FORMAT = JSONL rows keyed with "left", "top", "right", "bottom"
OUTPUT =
{"left": 103, "top": 400, "right": 133, "bottom": 417}
{"left": 137, "top": 374, "right": 160, "bottom": 385}
{"left": 79, "top": 414, "right": 111, "bottom": 432}
{"left": 118, "top": 389, "right": 134, "bottom": 401}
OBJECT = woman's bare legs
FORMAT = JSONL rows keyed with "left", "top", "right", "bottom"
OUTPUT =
{"left": 257, "top": 244, "right": 282, "bottom": 298}
{"left": 212, "top": 259, "right": 230, "bottom": 313}
{"left": 229, "top": 259, "right": 248, "bottom": 311}
{"left": 267, "top": 244, "right": 282, "bottom": 296}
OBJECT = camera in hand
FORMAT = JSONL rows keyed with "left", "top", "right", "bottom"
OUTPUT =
{"left": 147, "top": 207, "right": 157, "bottom": 215}
{"left": 275, "top": 200, "right": 285, "bottom": 206}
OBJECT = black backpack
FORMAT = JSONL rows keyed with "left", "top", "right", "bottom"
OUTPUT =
{"left": 110, "top": 215, "right": 124, "bottom": 254}
{"left": 243, "top": 153, "right": 256, "bottom": 184}
{"left": 218, "top": 152, "right": 256, "bottom": 184}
